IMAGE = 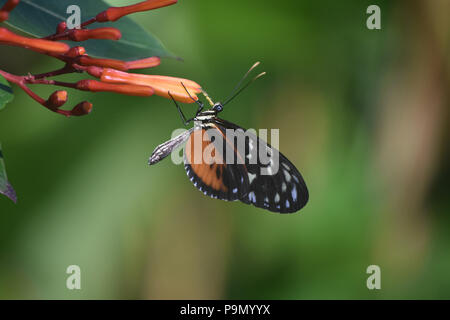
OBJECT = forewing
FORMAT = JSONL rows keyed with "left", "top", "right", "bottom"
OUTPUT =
{"left": 184, "top": 126, "right": 249, "bottom": 201}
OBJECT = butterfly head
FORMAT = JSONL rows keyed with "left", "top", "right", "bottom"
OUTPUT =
{"left": 212, "top": 102, "right": 224, "bottom": 113}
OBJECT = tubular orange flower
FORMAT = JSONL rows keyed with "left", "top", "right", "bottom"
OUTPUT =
{"left": 86, "top": 66, "right": 104, "bottom": 78}
{"left": 68, "top": 28, "right": 122, "bottom": 41}
{"left": 96, "top": 0, "right": 177, "bottom": 22}
{"left": 0, "top": 28, "right": 69, "bottom": 54}
{"left": 76, "top": 79, "right": 154, "bottom": 97}
{"left": 125, "top": 57, "right": 161, "bottom": 70}
{"left": 80, "top": 56, "right": 161, "bottom": 72}
{"left": 78, "top": 56, "right": 127, "bottom": 71}
{"left": 100, "top": 68, "right": 201, "bottom": 103}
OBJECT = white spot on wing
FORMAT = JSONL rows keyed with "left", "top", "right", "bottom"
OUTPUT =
{"left": 291, "top": 185, "right": 297, "bottom": 202}
{"left": 248, "top": 173, "right": 257, "bottom": 184}
{"left": 274, "top": 193, "right": 280, "bottom": 203}
{"left": 282, "top": 182, "right": 287, "bottom": 192}
{"left": 283, "top": 170, "right": 291, "bottom": 182}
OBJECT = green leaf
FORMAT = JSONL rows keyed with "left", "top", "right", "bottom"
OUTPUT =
{"left": 0, "top": 144, "right": 17, "bottom": 203}
{"left": 2, "top": 0, "right": 175, "bottom": 60}
{"left": 0, "top": 75, "right": 14, "bottom": 111}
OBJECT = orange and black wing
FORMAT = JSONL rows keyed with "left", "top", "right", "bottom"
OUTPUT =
{"left": 213, "top": 118, "right": 309, "bottom": 213}
{"left": 183, "top": 126, "right": 250, "bottom": 201}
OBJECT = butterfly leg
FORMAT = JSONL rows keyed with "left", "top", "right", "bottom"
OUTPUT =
{"left": 168, "top": 91, "right": 193, "bottom": 126}
{"left": 180, "top": 82, "right": 204, "bottom": 115}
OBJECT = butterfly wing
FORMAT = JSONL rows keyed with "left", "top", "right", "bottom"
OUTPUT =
{"left": 184, "top": 125, "right": 249, "bottom": 201}
{"left": 213, "top": 118, "right": 309, "bottom": 213}
{"left": 149, "top": 128, "right": 194, "bottom": 165}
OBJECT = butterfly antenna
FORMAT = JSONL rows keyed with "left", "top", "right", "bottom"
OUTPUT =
{"left": 223, "top": 71, "right": 266, "bottom": 106}
{"left": 222, "top": 62, "right": 260, "bottom": 105}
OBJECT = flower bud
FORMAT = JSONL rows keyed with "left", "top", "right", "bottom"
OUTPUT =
{"left": 45, "top": 90, "right": 68, "bottom": 109}
{"left": 71, "top": 101, "right": 93, "bottom": 116}
{"left": 2, "top": 0, "right": 20, "bottom": 12}
{"left": 0, "top": 11, "right": 8, "bottom": 23}
{"left": 65, "top": 46, "right": 86, "bottom": 58}
{"left": 56, "top": 21, "right": 68, "bottom": 34}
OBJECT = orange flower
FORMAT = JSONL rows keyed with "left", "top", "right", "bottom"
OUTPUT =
{"left": 96, "top": 0, "right": 177, "bottom": 22}
{"left": 76, "top": 79, "right": 154, "bottom": 97}
{"left": 78, "top": 56, "right": 161, "bottom": 71}
{"left": 68, "top": 28, "right": 122, "bottom": 41}
{"left": 100, "top": 68, "right": 202, "bottom": 103}
{"left": 78, "top": 56, "right": 127, "bottom": 71}
{"left": 125, "top": 57, "right": 161, "bottom": 70}
{"left": 0, "top": 27, "right": 69, "bottom": 54}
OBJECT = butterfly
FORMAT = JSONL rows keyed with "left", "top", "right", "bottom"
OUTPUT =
{"left": 148, "top": 63, "right": 308, "bottom": 213}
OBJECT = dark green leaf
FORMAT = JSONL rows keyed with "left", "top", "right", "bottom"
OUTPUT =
{"left": 0, "top": 75, "right": 14, "bottom": 111}
{"left": 0, "top": 144, "right": 17, "bottom": 203}
{"left": 3, "top": 0, "right": 175, "bottom": 60}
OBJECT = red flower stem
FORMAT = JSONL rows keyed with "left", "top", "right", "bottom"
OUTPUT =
{"left": 44, "top": 16, "right": 103, "bottom": 40}
{"left": 0, "top": 69, "right": 45, "bottom": 105}
{"left": 0, "top": 68, "right": 79, "bottom": 116}
{"left": 32, "top": 64, "right": 79, "bottom": 80}
{"left": 49, "top": 80, "right": 78, "bottom": 89}
{"left": 80, "top": 18, "right": 97, "bottom": 28}
{"left": 24, "top": 77, "right": 78, "bottom": 89}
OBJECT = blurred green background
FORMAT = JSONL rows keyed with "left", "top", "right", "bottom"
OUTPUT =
{"left": 0, "top": 0, "right": 449, "bottom": 299}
